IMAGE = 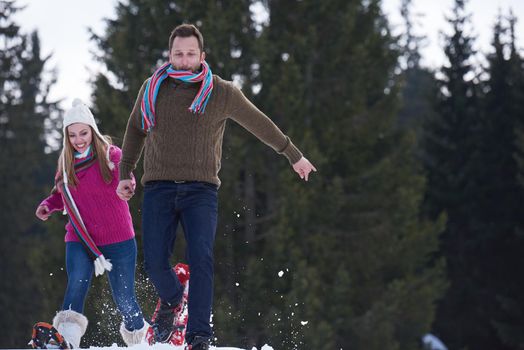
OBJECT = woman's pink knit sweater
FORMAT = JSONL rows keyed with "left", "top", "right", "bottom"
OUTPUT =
{"left": 40, "top": 146, "right": 135, "bottom": 246}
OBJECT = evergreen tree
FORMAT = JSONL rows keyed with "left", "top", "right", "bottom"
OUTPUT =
{"left": 424, "top": 0, "right": 497, "bottom": 349}
{"left": 0, "top": 0, "right": 61, "bottom": 346}
{"left": 397, "top": 0, "right": 437, "bottom": 135}
{"left": 243, "top": 0, "right": 446, "bottom": 349}
{"left": 483, "top": 11, "right": 524, "bottom": 349}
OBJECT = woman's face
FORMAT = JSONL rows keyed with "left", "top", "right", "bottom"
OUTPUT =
{"left": 67, "top": 123, "right": 92, "bottom": 154}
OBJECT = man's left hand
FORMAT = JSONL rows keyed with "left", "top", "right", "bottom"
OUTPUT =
{"left": 292, "top": 157, "right": 317, "bottom": 181}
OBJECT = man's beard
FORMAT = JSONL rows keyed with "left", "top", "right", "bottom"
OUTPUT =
{"left": 172, "top": 63, "right": 202, "bottom": 73}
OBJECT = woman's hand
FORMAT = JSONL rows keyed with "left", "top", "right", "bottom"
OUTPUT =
{"left": 35, "top": 205, "right": 51, "bottom": 221}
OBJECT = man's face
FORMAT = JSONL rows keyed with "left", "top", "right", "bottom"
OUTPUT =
{"left": 170, "top": 36, "right": 205, "bottom": 72}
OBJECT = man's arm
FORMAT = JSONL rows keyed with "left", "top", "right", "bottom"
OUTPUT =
{"left": 117, "top": 82, "right": 148, "bottom": 200}
{"left": 226, "top": 84, "right": 317, "bottom": 181}
{"left": 119, "top": 81, "right": 148, "bottom": 181}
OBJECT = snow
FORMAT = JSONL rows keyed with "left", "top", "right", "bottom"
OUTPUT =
{"left": 88, "top": 344, "right": 274, "bottom": 350}
{"left": 422, "top": 333, "right": 448, "bottom": 350}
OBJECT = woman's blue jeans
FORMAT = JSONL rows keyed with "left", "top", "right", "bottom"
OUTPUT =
{"left": 62, "top": 238, "right": 144, "bottom": 331}
{"left": 142, "top": 181, "right": 218, "bottom": 342}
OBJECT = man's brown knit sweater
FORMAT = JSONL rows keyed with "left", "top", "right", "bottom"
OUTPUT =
{"left": 119, "top": 75, "right": 303, "bottom": 186}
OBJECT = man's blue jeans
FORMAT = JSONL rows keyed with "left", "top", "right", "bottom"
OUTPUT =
{"left": 142, "top": 181, "right": 218, "bottom": 342}
{"left": 62, "top": 238, "right": 144, "bottom": 331}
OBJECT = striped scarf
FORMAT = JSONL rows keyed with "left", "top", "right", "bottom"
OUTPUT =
{"left": 140, "top": 61, "right": 213, "bottom": 132}
{"left": 59, "top": 147, "right": 112, "bottom": 276}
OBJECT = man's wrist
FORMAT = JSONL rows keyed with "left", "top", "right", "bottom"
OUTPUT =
{"left": 281, "top": 140, "right": 303, "bottom": 164}
{"left": 119, "top": 163, "right": 134, "bottom": 181}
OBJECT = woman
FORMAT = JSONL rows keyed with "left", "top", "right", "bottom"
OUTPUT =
{"left": 32, "top": 99, "right": 147, "bottom": 348}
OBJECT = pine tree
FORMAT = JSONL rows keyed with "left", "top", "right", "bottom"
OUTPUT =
{"left": 424, "top": 0, "right": 496, "bottom": 348}
{"left": 242, "top": 0, "right": 446, "bottom": 349}
{"left": 0, "top": 0, "right": 61, "bottom": 345}
{"left": 396, "top": 0, "right": 437, "bottom": 135}
{"left": 483, "top": 11, "right": 524, "bottom": 349}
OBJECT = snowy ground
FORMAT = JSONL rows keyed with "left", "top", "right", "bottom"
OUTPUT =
{"left": 88, "top": 344, "right": 274, "bottom": 350}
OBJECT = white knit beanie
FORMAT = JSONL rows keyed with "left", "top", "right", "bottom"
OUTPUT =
{"left": 62, "top": 99, "right": 114, "bottom": 185}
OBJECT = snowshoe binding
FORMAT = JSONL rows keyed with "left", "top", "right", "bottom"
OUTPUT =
{"left": 29, "top": 322, "right": 71, "bottom": 349}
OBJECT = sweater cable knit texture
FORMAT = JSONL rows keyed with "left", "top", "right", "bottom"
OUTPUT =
{"left": 119, "top": 75, "right": 303, "bottom": 186}
{"left": 41, "top": 146, "right": 135, "bottom": 246}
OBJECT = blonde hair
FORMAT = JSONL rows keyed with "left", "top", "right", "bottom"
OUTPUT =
{"left": 57, "top": 126, "right": 113, "bottom": 187}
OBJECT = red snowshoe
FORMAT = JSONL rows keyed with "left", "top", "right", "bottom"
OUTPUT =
{"left": 146, "top": 263, "right": 190, "bottom": 346}
{"left": 29, "top": 322, "right": 71, "bottom": 349}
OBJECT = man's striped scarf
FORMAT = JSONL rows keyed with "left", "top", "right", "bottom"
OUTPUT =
{"left": 59, "top": 147, "right": 112, "bottom": 276}
{"left": 140, "top": 61, "right": 213, "bottom": 132}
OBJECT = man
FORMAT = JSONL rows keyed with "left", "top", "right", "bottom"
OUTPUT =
{"left": 117, "top": 24, "right": 316, "bottom": 350}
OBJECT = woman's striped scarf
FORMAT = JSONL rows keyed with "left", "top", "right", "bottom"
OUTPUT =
{"left": 59, "top": 147, "right": 112, "bottom": 277}
{"left": 140, "top": 60, "right": 213, "bottom": 132}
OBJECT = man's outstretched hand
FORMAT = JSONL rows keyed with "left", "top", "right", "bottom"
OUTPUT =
{"left": 292, "top": 157, "right": 317, "bottom": 181}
